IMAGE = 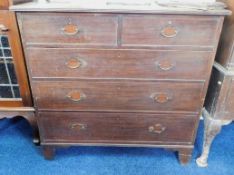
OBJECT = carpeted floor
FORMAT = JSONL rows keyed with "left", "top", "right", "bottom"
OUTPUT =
{"left": 0, "top": 117, "right": 233, "bottom": 175}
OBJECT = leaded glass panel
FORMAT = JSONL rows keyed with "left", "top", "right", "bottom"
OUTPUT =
{"left": 0, "top": 35, "right": 21, "bottom": 99}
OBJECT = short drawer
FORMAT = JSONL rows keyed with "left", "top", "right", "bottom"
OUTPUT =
{"left": 122, "top": 15, "right": 221, "bottom": 48}
{"left": 26, "top": 48, "right": 212, "bottom": 80}
{"left": 18, "top": 13, "right": 118, "bottom": 46}
{"left": 38, "top": 112, "right": 197, "bottom": 144}
{"left": 32, "top": 80, "right": 204, "bottom": 113}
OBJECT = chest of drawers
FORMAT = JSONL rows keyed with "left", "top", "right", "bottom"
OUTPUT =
{"left": 12, "top": 2, "right": 230, "bottom": 165}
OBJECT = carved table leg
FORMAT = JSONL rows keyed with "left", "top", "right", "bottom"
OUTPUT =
{"left": 42, "top": 146, "right": 55, "bottom": 160}
{"left": 196, "top": 109, "right": 232, "bottom": 167}
{"left": 178, "top": 148, "right": 193, "bottom": 165}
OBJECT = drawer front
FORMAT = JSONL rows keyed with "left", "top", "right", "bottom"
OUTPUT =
{"left": 27, "top": 48, "right": 212, "bottom": 80}
{"left": 18, "top": 13, "right": 118, "bottom": 46}
{"left": 38, "top": 112, "right": 197, "bottom": 144}
{"left": 33, "top": 80, "right": 204, "bottom": 112}
{"left": 122, "top": 15, "right": 221, "bottom": 47}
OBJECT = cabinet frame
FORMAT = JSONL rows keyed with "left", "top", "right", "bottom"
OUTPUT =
{"left": 0, "top": 10, "right": 32, "bottom": 107}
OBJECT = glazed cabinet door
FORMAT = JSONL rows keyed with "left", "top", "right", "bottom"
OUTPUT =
{"left": 0, "top": 11, "right": 31, "bottom": 107}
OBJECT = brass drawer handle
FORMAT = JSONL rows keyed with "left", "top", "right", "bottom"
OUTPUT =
{"left": 62, "top": 23, "right": 79, "bottom": 36}
{"left": 66, "top": 58, "right": 82, "bottom": 69}
{"left": 67, "top": 91, "right": 86, "bottom": 102}
{"left": 151, "top": 93, "right": 171, "bottom": 104}
{"left": 157, "top": 60, "right": 175, "bottom": 71}
{"left": 148, "top": 124, "right": 166, "bottom": 134}
{"left": 161, "top": 26, "right": 178, "bottom": 38}
{"left": 0, "top": 24, "right": 9, "bottom": 32}
{"left": 70, "top": 123, "right": 87, "bottom": 130}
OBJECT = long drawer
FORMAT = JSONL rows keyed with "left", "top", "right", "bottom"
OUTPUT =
{"left": 18, "top": 13, "right": 118, "bottom": 47}
{"left": 26, "top": 48, "right": 212, "bottom": 80}
{"left": 122, "top": 15, "right": 221, "bottom": 48}
{"left": 32, "top": 80, "right": 204, "bottom": 113}
{"left": 38, "top": 112, "right": 197, "bottom": 144}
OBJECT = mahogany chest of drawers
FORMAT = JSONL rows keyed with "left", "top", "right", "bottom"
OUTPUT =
{"left": 12, "top": 2, "right": 230, "bottom": 164}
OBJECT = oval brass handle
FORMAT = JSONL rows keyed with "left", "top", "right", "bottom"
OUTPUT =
{"left": 67, "top": 91, "right": 86, "bottom": 102}
{"left": 0, "top": 24, "right": 9, "bottom": 32}
{"left": 62, "top": 23, "right": 79, "bottom": 36}
{"left": 161, "top": 26, "right": 178, "bottom": 38}
{"left": 148, "top": 124, "right": 166, "bottom": 134}
{"left": 70, "top": 123, "right": 87, "bottom": 130}
{"left": 66, "top": 58, "right": 82, "bottom": 69}
{"left": 157, "top": 61, "right": 175, "bottom": 71}
{"left": 153, "top": 93, "right": 170, "bottom": 104}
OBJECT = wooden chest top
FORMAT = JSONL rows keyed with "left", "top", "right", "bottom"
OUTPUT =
{"left": 11, "top": 1, "right": 231, "bottom": 16}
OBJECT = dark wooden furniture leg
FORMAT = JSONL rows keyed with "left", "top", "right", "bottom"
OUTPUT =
{"left": 196, "top": 109, "right": 231, "bottom": 167}
{"left": 42, "top": 146, "right": 55, "bottom": 160}
{"left": 0, "top": 107, "right": 39, "bottom": 145}
{"left": 178, "top": 148, "right": 193, "bottom": 165}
